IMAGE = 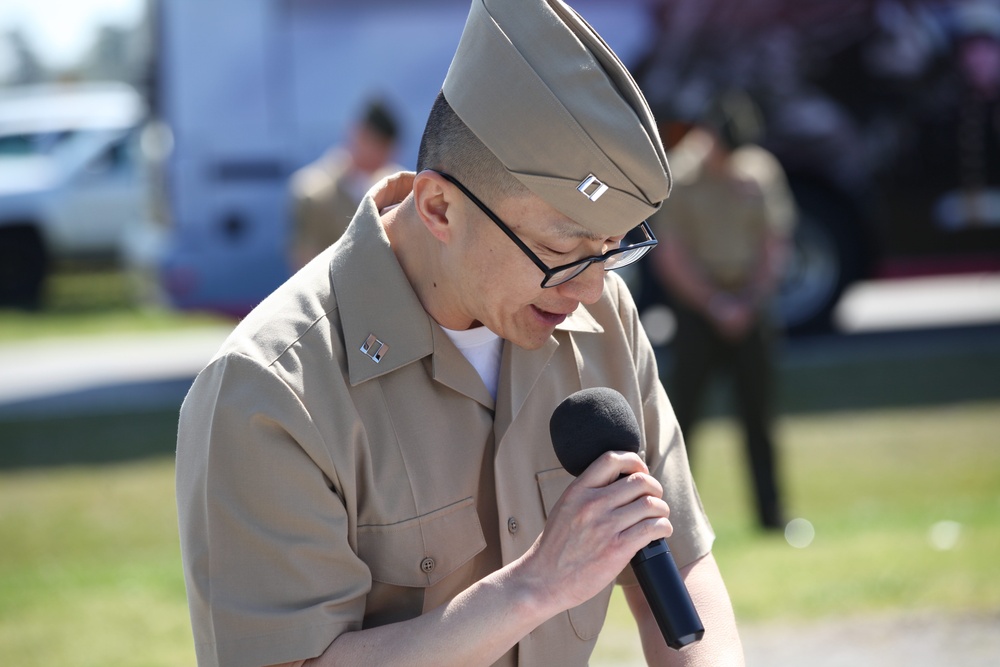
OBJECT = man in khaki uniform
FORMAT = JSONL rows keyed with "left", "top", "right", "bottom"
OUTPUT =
{"left": 649, "top": 93, "right": 796, "bottom": 531}
{"left": 176, "top": 1, "right": 745, "bottom": 666}
{"left": 287, "top": 99, "right": 401, "bottom": 270}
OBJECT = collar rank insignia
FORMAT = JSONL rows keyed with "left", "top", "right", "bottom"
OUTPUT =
{"left": 360, "top": 333, "right": 389, "bottom": 363}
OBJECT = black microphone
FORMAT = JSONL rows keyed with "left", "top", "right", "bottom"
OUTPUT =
{"left": 549, "top": 387, "right": 705, "bottom": 650}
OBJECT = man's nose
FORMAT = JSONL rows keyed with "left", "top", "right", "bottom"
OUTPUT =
{"left": 557, "top": 262, "right": 605, "bottom": 304}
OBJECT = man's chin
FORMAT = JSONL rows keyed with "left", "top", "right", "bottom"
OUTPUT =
{"left": 512, "top": 337, "right": 548, "bottom": 351}
{"left": 505, "top": 325, "right": 555, "bottom": 351}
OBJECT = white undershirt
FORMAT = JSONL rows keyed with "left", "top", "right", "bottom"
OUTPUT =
{"left": 441, "top": 325, "right": 504, "bottom": 400}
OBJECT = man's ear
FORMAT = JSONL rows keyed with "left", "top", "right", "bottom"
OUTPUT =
{"left": 412, "top": 170, "right": 456, "bottom": 244}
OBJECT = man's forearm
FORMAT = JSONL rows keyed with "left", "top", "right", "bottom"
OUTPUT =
{"left": 625, "top": 553, "right": 745, "bottom": 667}
{"left": 301, "top": 557, "right": 552, "bottom": 667}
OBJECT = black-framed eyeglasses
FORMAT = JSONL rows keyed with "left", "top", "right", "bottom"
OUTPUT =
{"left": 434, "top": 171, "right": 658, "bottom": 288}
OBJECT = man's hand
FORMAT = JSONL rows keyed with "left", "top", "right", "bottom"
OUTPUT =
{"left": 518, "top": 451, "right": 674, "bottom": 613}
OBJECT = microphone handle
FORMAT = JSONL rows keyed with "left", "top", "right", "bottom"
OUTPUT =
{"left": 630, "top": 539, "right": 705, "bottom": 650}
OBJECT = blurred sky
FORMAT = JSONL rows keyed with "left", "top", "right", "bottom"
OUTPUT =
{"left": 0, "top": 0, "right": 143, "bottom": 70}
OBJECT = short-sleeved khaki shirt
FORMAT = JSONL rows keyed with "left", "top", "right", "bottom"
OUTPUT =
{"left": 176, "top": 172, "right": 714, "bottom": 667}
{"left": 652, "top": 132, "right": 796, "bottom": 290}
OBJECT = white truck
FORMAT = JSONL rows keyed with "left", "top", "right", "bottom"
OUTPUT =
{"left": 0, "top": 82, "right": 148, "bottom": 307}
{"left": 141, "top": 0, "right": 653, "bottom": 315}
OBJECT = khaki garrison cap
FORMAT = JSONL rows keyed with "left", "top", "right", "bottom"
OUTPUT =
{"left": 442, "top": 0, "right": 671, "bottom": 238}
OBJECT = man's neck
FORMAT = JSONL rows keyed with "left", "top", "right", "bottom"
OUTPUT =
{"left": 382, "top": 193, "right": 475, "bottom": 332}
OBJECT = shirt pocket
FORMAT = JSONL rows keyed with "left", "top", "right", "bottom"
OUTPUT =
{"left": 357, "top": 496, "right": 487, "bottom": 589}
{"left": 536, "top": 468, "right": 614, "bottom": 642}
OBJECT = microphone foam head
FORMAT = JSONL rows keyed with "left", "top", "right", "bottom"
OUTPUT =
{"left": 549, "top": 387, "right": 641, "bottom": 477}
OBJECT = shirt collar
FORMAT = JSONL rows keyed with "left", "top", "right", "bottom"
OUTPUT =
{"left": 334, "top": 174, "right": 436, "bottom": 386}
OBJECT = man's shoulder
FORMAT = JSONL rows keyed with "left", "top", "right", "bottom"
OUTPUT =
{"left": 215, "top": 255, "right": 344, "bottom": 370}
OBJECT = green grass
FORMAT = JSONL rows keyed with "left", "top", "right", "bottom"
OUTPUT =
{"left": 0, "top": 459, "right": 193, "bottom": 667}
{"left": 1, "top": 402, "right": 998, "bottom": 665}
{"left": 704, "top": 404, "right": 1000, "bottom": 621}
{"left": 0, "top": 266, "right": 230, "bottom": 343}
{"left": 595, "top": 403, "right": 1000, "bottom": 663}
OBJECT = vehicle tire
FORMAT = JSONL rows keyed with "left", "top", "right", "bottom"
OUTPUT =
{"left": 0, "top": 225, "right": 49, "bottom": 309}
{"left": 775, "top": 182, "right": 868, "bottom": 334}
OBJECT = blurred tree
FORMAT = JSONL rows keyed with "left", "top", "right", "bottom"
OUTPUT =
{"left": 80, "top": 23, "right": 151, "bottom": 87}
{"left": 1, "top": 28, "right": 46, "bottom": 85}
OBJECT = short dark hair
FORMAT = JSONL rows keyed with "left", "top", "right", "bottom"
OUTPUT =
{"left": 416, "top": 91, "right": 529, "bottom": 203}
{"left": 362, "top": 98, "right": 400, "bottom": 142}
{"left": 701, "top": 91, "right": 763, "bottom": 151}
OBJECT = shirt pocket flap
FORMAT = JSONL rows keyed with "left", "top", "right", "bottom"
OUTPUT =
{"left": 357, "top": 497, "right": 486, "bottom": 588}
{"left": 536, "top": 467, "right": 574, "bottom": 518}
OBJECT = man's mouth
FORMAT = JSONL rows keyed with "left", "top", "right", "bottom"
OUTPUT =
{"left": 531, "top": 305, "right": 571, "bottom": 326}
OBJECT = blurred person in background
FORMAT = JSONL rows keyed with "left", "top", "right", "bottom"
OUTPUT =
{"left": 287, "top": 98, "right": 401, "bottom": 270}
{"left": 648, "top": 92, "right": 796, "bottom": 532}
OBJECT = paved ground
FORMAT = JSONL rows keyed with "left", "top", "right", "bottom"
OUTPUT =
{"left": 741, "top": 611, "right": 1000, "bottom": 666}
{"left": 0, "top": 325, "right": 231, "bottom": 418}
{"left": 594, "top": 610, "right": 1000, "bottom": 666}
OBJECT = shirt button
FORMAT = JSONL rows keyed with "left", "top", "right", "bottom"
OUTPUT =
{"left": 507, "top": 517, "right": 519, "bottom": 534}
{"left": 420, "top": 557, "right": 436, "bottom": 573}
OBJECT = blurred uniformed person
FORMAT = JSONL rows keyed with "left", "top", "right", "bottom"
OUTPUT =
{"left": 649, "top": 92, "right": 796, "bottom": 531}
{"left": 287, "top": 99, "right": 401, "bottom": 270}
{"left": 176, "top": 2, "right": 745, "bottom": 666}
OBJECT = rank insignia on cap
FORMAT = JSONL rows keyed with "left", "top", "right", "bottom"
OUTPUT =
{"left": 577, "top": 174, "right": 609, "bottom": 202}
{"left": 360, "top": 333, "right": 388, "bottom": 363}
